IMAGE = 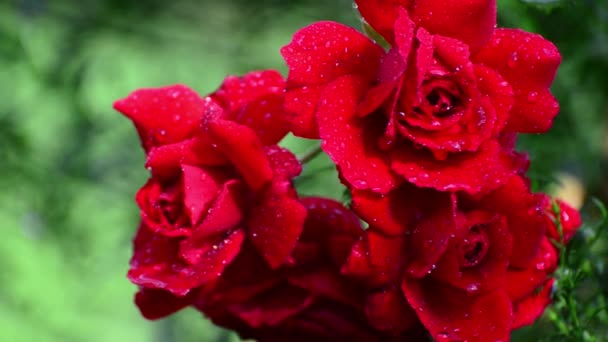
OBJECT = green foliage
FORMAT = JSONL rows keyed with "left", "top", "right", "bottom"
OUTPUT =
{"left": 545, "top": 199, "right": 608, "bottom": 341}
{"left": 0, "top": 0, "right": 606, "bottom": 341}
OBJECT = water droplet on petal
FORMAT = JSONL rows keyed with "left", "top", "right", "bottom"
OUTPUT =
{"left": 352, "top": 179, "right": 368, "bottom": 188}
{"left": 466, "top": 283, "right": 480, "bottom": 293}
{"left": 507, "top": 52, "right": 519, "bottom": 68}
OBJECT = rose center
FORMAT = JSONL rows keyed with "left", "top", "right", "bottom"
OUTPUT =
{"left": 423, "top": 87, "right": 460, "bottom": 118}
{"left": 396, "top": 77, "right": 465, "bottom": 133}
{"left": 417, "top": 79, "right": 463, "bottom": 119}
{"left": 156, "top": 185, "right": 186, "bottom": 225}
{"left": 457, "top": 225, "right": 489, "bottom": 268}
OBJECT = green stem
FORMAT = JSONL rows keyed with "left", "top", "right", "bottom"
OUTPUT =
{"left": 299, "top": 145, "right": 323, "bottom": 165}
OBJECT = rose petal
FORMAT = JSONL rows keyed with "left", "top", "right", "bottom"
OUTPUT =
{"left": 410, "top": 0, "right": 496, "bottom": 52}
{"left": 182, "top": 180, "right": 244, "bottom": 249}
{"left": 229, "top": 285, "right": 313, "bottom": 328}
{"left": 367, "top": 228, "right": 408, "bottom": 285}
{"left": 288, "top": 267, "right": 361, "bottom": 307}
{"left": 506, "top": 237, "right": 557, "bottom": 302}
{"left": 474, "top": 64, "right": 514, "bottom": 135}
{"left": 317, "top": 75, "right": 399, "bottom": 194}
{"left": 281, "top": 21, "right": 384, "bottom": 88}
{"left": 355, "top": 0, "right": 496, "bottom": 51}
{"left": 145, "top": 137, "right": 228, "bottom": 180}
{"left": 181, "top": 165, "right": 223, "bottom": 225}
{"left": 299, "top": 197, "right": 363, "bottom": 267}
{"left": 402, "top": 278, "right": 512, "bottom": 342}
{"left": 405, "top": 192, "right": 459, "bottom": 278}
{"left": 114, "top": 85, "right": 210, "bottom": 151}
{"left": 283, "top": 85, "right": 325, "bottom": 138}
{"left": 128, "top": 224, "right": 245, "bottom": 296}
{"left": 512, "top": 279, "right": 554, "bottom": 329}
{"left": 264, "top": 145, "right": 302, "bottom": 181}
{"left": 391, "top": 140, "right": 517, "bottom": 194}
{"left": 247, "top": 182, "right": 307, "bottom": 268}
{"left": 281, "top": 22, "right": 385, "bottom": 138}
{"left": 354, "top": 0, "right": 406, "bottom": 46}
{"left": 431, "top": 213, "right": 512, "bottom": 293}
{"left": 394, "top": 8, "right": 416, "bottom": 68}
{"left": 473, "top": 29, "right": 561, "bottom": 133}
{"left": 206, "top": 119, "right": 274, "bottom": 191}
{"left": 366, "top": 287, "right": 418, "bottom": 333}
{"left": 545, "top": 199, "right": 582, "bottom": 243}
{"left": 134, "top": 288, "right": 196, "bottom": 320}
{"left": 471, "top": 175, "right": 546, "bottom": 268}
{"left": 212, "top": 70, "right": 288, "bottom": 145}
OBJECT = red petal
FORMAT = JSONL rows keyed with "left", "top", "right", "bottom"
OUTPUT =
{"left": 317, "top": 75, "right": 399, "bottom": 194}
{"left": 351, "top": 189, "right": 407, "bottom": 236}
{"left": 341, "top": 238, "right": 375, "bottom": 281}
{"left": 206, "top": 119, "right": 273, "bottom": 191}
{"left": 355, "top": 1, "right": 496, "bottom": 51}
{"left": 128, "top": 224, "right": 245, "bottom": 296}
{"left": 229, "top": 285, "right": 313, "bottom": 328}
{"left": 342, "top": 228, "right": 406, "bottom": 287}
{"left": 403, "top": 278, "right": 512, "bottom": 342}
{"left": 264, "top": 145, "right": 302, "bottom": 181}
{"left": 282, "top": 22, "right": 384, "bottom": 138}
{"left": 474, "top": 65, "right": 514, "bottom": 135}
{"left": 181, "top": 165, "right": 223, "bottom": 225}
{"left": 288, "top": 267, "right": 361, "bottom": 307}
{"left": 182, "top": 180, "right": 244, "bottom": 250}
{"left": 299, "top": 197, "right": 363, "bottom": 267}
{"left": 366, "top": 287, "right": 419, "bottom": 333}
{"left": 405, "top": 192, "right": 459, "bottom": 278}
{"left": 281, "top": 21, "right": 384, "bottom": 88}
{"left": 545, "top": 199, "right": 582, "bottom": 243}
{"left": 367, "top": 228, "right": 408, "bottom": 285}
{"left": 506, "top": 237, "right": 557, "bottom": 302}
{"left": 354, "top": 0, "right": 408, "bottom": 46}
{"left": 512, "top": 279, "right": 554, "bottom": 329}
{"left": 247, "top": 182, "right": 307, "bottom": 268}
{"left": 134, "top": 288, "right": 196, "bottom": 320}
{"left": 394, "top": 8, "right": 416, "bottom": 67}
{"left": 283, "top": 85, "right": 324, "bottom": 138}
{"left": 410, "top": 0, "right": 496, "bottom": 52}
{"left": 473, "top": 29, "right": 561, "bottom": 133}
{"left": 145, "top": 136, "right": 228, "bottom": 180}
{"left": 391, "top": 140, "right": 516, "bottom": 194}
{"left": 212, "top": 70, "right": 288, "bottom": 145}
{"left": 431, "top": 213, "right": 512, "bottom": 293}
{"left": 114, "top": 85, "right": 210, "bottom": 151}
{"left": 472, "top": 175, "right": 546, "bottom": 268}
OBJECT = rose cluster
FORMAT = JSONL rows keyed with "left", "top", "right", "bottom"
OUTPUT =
{"left": 115, "top": 1, "right": 583, "bottom": 341}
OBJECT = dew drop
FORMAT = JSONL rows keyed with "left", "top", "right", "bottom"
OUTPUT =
{"left": 507, "top": 52, "right": 519, "bottom": 68}
{"left": 352, "top": 179, "right": 368, "bottom": 188}
{"left": 466, "top": 283, "right": 480, "bottom": 293}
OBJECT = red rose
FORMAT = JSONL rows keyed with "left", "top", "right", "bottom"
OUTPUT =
{"left": 343, "top": 176, "right": 550, "bottom": 341}
{"left": 195, "top": 198, "right": 426, "bottom": 341}
{"left": 114, "top": 70, "right": 289, "bottom": 152}
{"left": 544, "top": 198, "right": 582, "bottom": 243}
{"left": 116, "top": 71, "right": 307, "bottom": 298}
{"left": 281, "top": 2, "right": 560, "bottom": 194}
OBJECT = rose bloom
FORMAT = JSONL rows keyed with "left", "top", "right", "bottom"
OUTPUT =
{"left": 343, "top": 175, "right": 558, "bottom": 341}
{"left": 544, "top": 198, "right": 582, "bottom": 243}
{"left": 195, "top": 198, "right": 428, "bottom": 341}
{"left": 114, "top": 71, "right": 306, "bottom": 299}
{"left": 282, "top": 0, "right": 560, "bottom": 194}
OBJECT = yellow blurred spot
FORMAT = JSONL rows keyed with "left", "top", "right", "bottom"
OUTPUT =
{"left": 550, "top": 172, "right": 585, "bottom": 209}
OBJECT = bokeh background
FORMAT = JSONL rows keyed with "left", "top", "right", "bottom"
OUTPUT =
{"left": 0, "top": 0, "right": 606, "bottom": 341}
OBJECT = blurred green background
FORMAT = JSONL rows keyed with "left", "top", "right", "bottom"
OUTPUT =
{"left": 0, "top": 0, "right": 606, "bottom": 341}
